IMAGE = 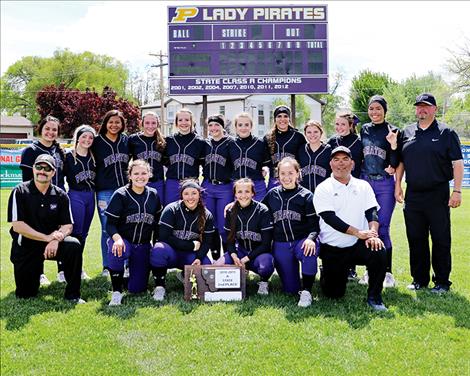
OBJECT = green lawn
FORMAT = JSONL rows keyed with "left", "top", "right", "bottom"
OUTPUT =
{"left": 1, "top": 189, "right": 469, "bottom": 375}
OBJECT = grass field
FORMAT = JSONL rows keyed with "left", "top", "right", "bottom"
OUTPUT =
{"left": 1, "top": 188, "right": 469, "bottom": 375}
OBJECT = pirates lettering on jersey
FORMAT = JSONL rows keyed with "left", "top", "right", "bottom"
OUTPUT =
{"left": 173, "top": 229, "right": 200, "bottom": 240}
{"left": 136, "top": 150, "right": 162, "bottom": 162}
{"left": 169, "top": 153, "right": 195, "bottom": 166}
{"left": 236, "top": 229, "right": 262, "bottom": 242}
{"left": 126, "top": 212, "right": 155, "bottom": 225}
{"left": 103, "top": 153, "right": 129, "bottom": 167}
{"left": 233, "top": 157, "right": 257, "bottom": 170}
{"left": 205, "top": 153, "right": 227, "bottom": 166}
{"left": 300, "top": 164, "right": 328, "bottom": 178}
{"left": 363, "top": 145, "right": 386, "bottom": 160}
{"left": 75, "top": 170, "right": 96, "bottom": 184}
{"left": 273, "top": 209, "right": 302, "bottom": 222}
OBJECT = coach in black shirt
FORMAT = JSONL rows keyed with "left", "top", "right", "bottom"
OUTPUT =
{"left": 395, "top": 93, "right": 464, "bottom": 293}
{"left": 7, "top": 154, "right": 84, "bottom": 302}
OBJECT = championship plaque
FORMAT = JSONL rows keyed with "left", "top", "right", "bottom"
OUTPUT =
{"left": 183, "top": 265, "right": 246, "bottom": 302}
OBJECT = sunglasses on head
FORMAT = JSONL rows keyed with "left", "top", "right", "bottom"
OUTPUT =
{"left": 34, "top": 164, "right": 53, "bottom": 172}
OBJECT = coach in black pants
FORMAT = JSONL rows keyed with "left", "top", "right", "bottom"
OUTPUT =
{"left": 7, "top": 154, "right": 84, "bottom": 303}
{"left": 395, "top": 93, "right": 464, "bottom": 293}
{"left": 313, "top": 146, "right": 388, "bottom": 311}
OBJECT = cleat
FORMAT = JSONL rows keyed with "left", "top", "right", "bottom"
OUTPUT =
{"left": 57, "top": 271, "right": 66, "bottom": 283}
{"left": 81, "top": 270, "right": 90, "bottom": 280}
{"left": 298, "top": 290, "right": 312, "bottom": 308}
{"left": 257, "top": 281, "right": 269, "bottom": 295}
{"left": 39, "top": 274, "right": 51, "bottom": 286}
{"left": 383, "top": 272, "right": 396, "bottom": 288}
{"left": 152, "top": 286, "right": 166, "bottom": 301}
{"left": 367, "top": 297, "right": 387, "bottom": 311}
{"left": 109, "top": 291, "right": 123, "bottom": 306}
{"left": 358, "top": 271, "right": 369, "bottom": 285}
{"left": 101, "top": 269, "right": 110, "bottom": 278}
{"left": 430, "top": 284, "right": 449, "bottom": 294}
{"left": 407, "top": 281, "right": 427, "bottom": 291}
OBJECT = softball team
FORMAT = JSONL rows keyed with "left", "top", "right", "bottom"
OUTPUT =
{"left": 14, "top": 100, "right": 412, "bottom": 309}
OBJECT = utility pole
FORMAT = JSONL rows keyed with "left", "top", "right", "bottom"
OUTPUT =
{"left": 150, "top": 51, "right": 168, "bottom": 134}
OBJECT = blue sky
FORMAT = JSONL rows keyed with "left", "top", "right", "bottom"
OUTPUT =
{"left": 2, "top": 1, "right": 470, "bottom": 97}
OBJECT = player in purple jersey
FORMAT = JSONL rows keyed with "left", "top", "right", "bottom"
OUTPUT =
{"left": 164, "top": 109, "right": 206, "bottom": 205}
{"left": 265, "top": 105, "right": 306, "bottom": 191}
{"left": 150, "top": 180, "right": 214, "bottom": 301}
{"left": 262, "top": 158, "right": 319, "bottom": 307}
{"left": 64, "top": 125, "right": 97, "bottom": 281}
{"left": 297, "top": 120, "right": 332, "bottom": 193}
{"left": 92, "top": 110, "right": 129, "bottom": 276}
{"left": 106, "top": 160, "right": 162, "bottom": 305}
{"left": 215, "top": 178, "right": 275, "bottom": 295}
{"left": 128, "top": 112, "right": 167, "bottom": 199}
{"left": 202, "top": 114, "right": 234, "bottom": 260}
{"left": 359, "top": 95, "right": 399, "bottom": 288}
{"left": 228, "top": 113, "right": 271, "bottom": 201}
{"left": 20, "top": 115, "right": 66, "bottom": 286}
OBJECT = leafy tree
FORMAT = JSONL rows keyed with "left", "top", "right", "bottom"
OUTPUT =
{"left": 1, "top": 49, "right": 131, "bottom": 123}
{"left": 36, "top": 84, "right": 141, "bottom": 137}
{"left": 349, "top": 70, "right": 395, "bottom": 125}
{"left": 447, "top": 38, "right": 470, "bottom": 93}
{"left": 443, "top": 93, "right": 470, "bottom": 139}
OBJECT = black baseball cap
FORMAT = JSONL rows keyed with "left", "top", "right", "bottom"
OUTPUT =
{"left": 34, "top": 154, "right": 56, "bottom": 170}
{"left": 330, "top": 146, "right": 352, "bottom": 160}
{"left": 414, "top": 93, "right": 437, "bottom": 106}
{"left": 273, "top": 105, "right": 291, "bottom": 118}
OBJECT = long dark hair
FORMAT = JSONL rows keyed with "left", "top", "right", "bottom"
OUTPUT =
{"left": 142, "top": 111, "right": 166, "bottom": 152}
{"left": 266, "top": 105, "right": 292, "bottom": 155}
{"left": 37, "top": 115, "right": 65, "bottom": 163}
{"left": 227, "top": 178, "right": 256, "bottom": 243}
{"left": 180, "top": 179, "right": 206, "bottom": 242}
{"left": 99, "top": 109, "right": 126, "bottom": 136}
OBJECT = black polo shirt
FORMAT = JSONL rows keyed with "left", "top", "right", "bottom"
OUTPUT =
{"left": 399, "top": 120, "right": 462, "bottom": 191}
{"left": 8, "top": 180, "right": 73, "bottom": 256}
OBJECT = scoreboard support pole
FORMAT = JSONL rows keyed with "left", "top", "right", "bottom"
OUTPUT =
{"left": 202, "top": 95, "right": 208, "bottom": 138}
{"left": 290, "top": 94, "right": 296, "bottom": 128}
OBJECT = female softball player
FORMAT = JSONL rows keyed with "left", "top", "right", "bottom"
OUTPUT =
{"left": 359, "top": 95, "right": 399, "bottom": 288}
{"left": 228, "top": 112, "right": 271, "bottom": 201}
{"left": 92, "top": 109, "right": 129, "bottom": 276}
{"left": 327, "top": 111, "right": 363, "bottom": 178}
{"left": 128, "top": 111, "right": 166, "bottom": 199}
{"left": 20, "top": 115, "right": 66, "bottom": 285}
{"left": 150, "top": 180, "right": 214, "bottom": 301}
{"left": 64, "top": 124, "right": 97, "bottom": 280}
{"left": 202, "top": 114, "right": 234, "bottom": 259}
{"left": 262, "top": 157, "right": 319, "bottom": 307}
{"left": 105, "top": 160, "right": 162, "bottom": 305}
{"left": 164, "top": 108, "right": 206, "bottom": 205}
{"left": 216, "top": 178, "right": 274, "bottom": 295}
{"left": 264, "top": 105, "right": 306, "bottom": 191}
{"left": 297, "top": 120, "right": 332, "bottom": 193}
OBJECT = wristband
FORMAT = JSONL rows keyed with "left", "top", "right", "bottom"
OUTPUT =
{"left": 453, "top": 190, "right": 461, "bottom": 194}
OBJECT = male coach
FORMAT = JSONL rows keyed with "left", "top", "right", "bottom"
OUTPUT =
{"left": 7, "top": 154, "right": 84, "bottom": 303}
{"left": 313, "top": 146, "right": 388, "bottom": 311}
{"left": 395, "top": 93, "right": 463, "bottom": 293}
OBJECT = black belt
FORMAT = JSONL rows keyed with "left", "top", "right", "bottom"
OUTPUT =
{"left": 366, "top": 174, "right": 391, "bottom": 181}
{"left": 209, "top": 179, "right": 231, "bottom": 185}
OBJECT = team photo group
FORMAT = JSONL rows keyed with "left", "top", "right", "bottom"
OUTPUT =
{"left": 7, "top": 92, "right": 464, "bottom": 312}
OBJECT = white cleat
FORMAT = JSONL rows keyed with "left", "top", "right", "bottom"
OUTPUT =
{"left": 298, "top": 290, "right": 312, "bottom": 308}
{"left": 358, "top": 271, "right": 369, "bottom": 285}
{"left": 81, "top": 270, "right": 90, "bottom": 280}
{"left": 383, "top": 272, "right": 396, "bottom": 288}
{"left": 109, "top": 291, "right": 123, "bottom": 306}
{"left": 57, "top": 271, "right": 66, "bottom": 283}
{"left": 257, "top": 281, "right": 269, "bottom": 295}
{"left": 152, "top": 286, "right": 166, "bottom": 301}
{"left": 39, "top": 274, "right": 51, "bottom": 286}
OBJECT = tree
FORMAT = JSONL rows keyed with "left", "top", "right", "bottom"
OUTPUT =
{"left": 447, "top": 38, "right": 470, "bottom": 92}
{"left": 349, "top": 70, "right": 395, "bottom": 125}
{"left": 0, "top": 49, "right": 131, "bottom": 123}
{"left": 36, "top": 84, "right": 141, "bottom": 137}
{"left": 312, "top": 71, "right": 345, "bottom": 136}
{"left": 443, "top": 93, "right": 470, "bottom": 138}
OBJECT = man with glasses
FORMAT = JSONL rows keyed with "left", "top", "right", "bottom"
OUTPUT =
{"left": 7, "top": 154, "right": 85, "bottom": 303}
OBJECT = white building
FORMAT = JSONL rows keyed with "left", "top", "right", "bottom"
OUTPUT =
{"left": 0, "top": 115, "right": 34, "bottom": 143}
{"left": 141, "top": 94, "right": 323, "bottom": 137}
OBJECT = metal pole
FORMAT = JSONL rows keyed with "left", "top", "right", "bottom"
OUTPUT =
{"left": 290, "top": 94, "right": 296, "bottom": 128}
{"left": 202, "top": 95, "right": 208, "bottom": 138}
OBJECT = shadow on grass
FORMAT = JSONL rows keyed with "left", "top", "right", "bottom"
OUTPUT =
{"left": 0, "top": 276, "right": 110, "bottom": 331}
{"left": 3, "top": 273, "right": 469, "bottom": 331}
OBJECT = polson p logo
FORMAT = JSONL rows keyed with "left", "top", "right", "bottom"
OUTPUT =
{"left": 171, "top": 7, "right": 199, "bottom": 23}
{"left": 50, "top": 203, "right": 58, "bottom": 210}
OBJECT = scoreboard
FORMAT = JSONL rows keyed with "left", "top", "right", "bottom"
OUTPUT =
{"left": 168, "top": 5, "right": 328, "bottom": 95}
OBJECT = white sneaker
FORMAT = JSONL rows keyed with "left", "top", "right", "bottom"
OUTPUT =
{"left": 81, "top": 270, "right": 90, "bottom": 280}
{"left": 257, "top": 281, "right": 269, "bottom": 295}
{"left": 298, "top": 290, "right": 312, "bottom": 308}
{"left": 383, "top": 272, "right": 396, "bottom": 288}
{"left": 101, "top": 269, "right": 110, "bottom": 278}
{"left": 57, "top": 271, "right": 66, "bottom": 283}
{"left": 123, "top": 266, "right": 130, "bottom": 279}
{"left": 39, "top": 274, "right": 51, "bottom": 286}
{"left": 152, "top": 286, "right": 166, "bottom": 301}
{"left": 358, "top": 271, "right": 369, "bottom": 285}
{"left": 109, "top": 291, "right": 123, "bottom": 306}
